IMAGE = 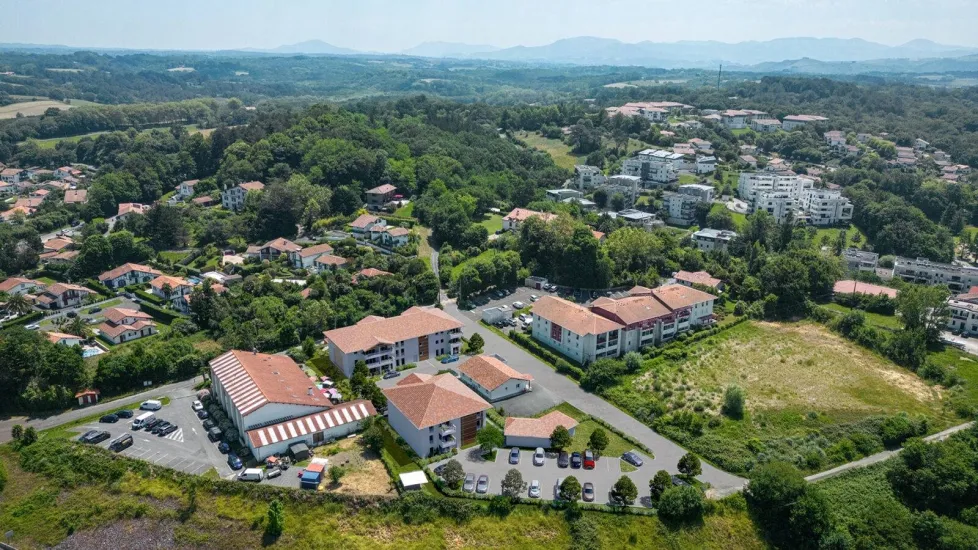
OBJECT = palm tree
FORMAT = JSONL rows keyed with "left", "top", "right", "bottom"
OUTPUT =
{"left": 4, "top": 293, "right": 33, "bottom": 316}
{"left": 56, "top": 316, "right": 90, "bottom": 339}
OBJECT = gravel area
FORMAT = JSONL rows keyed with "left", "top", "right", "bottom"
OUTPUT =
{"left": 53, "top": 519, "right": 179, "bottom": 550}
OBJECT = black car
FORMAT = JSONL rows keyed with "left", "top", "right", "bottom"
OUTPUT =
{"left": 159, "top": 424, "right": 178, "bottom": 436}
{"left": 622, "top": 451, "right": 644, "bottom": 468}
{"left": 570, "top": 452, "right": 583, "bottom": 469}
{"left": 227, "top": 453, "right": 243, "bottom": 470}
{"left": 115, "top": 409, "right": 134, "bottom": 419}
{"left": 79, "top": 430, "right": 111, "bottom": 444}
{"left": 217, "top": 441, "right": 230, "bottom": 454}
{"left": 196, "top": 410, "right": 209, "bottom": 420}
{"left": 207, "top": 427, "right": 223, "bottom": 442}
{"left": 152, "top": 421, "right": 171, "bottom": 435}
{"left": 202, "top": 419, "right": 216, "bottom": 430}
{"left": 99, "top": 414, "right": 119, "bottom": 423}
{"left": 143, "top": 417, "right": 161, "bottom": 431}
{"left": 87, "top": 306, "right": 101, "bottom": 314}
{"left": 558, "top": 451, "right": 570, "bottom": 468}
{"left": 66, "top": 310, "right": 78, "bottom": 318}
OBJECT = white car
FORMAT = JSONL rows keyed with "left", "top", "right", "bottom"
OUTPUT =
{"left": 533, "top": 447, "right": 545, "bottom": 466}
{"left": 191, "top": 400, "right": 204, "bottom": 412}
{"left": 528, "top": 479, "right": 541, "bottom": 498}
{"left": 512, "top": 301, "right": 525, "bottom": 309}
{"left": 530, "top": 295, "right": 539, "bottom": 302}
{"left": 25, "top": 323, "right": 40, "bottom": 330}
{"left": 140, "top": 399, "right": 163, "bottom": 411}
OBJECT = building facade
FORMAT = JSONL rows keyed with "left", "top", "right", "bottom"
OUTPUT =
{"left": 692, "top": 228, "right": 738, "bottom": 252}
{"left": 457, "top": 355, "right": 533, "bottom": 402}
{"left": 801, "top": 189, "right": 854, "bottom": 226}
{"left": 892, "top": 257, "right": 978, "bottom": 292}
{"left": 98, "top": 263, "right": 164, "bottom": 289}
{"left": 573, "top": 165, "right": 606, "bottom": 190}
{"left": 842, "top": 249, "right": 879, "bottom": 272}
{"left": 221, "top": 181, "right": 264, "bottom": 211}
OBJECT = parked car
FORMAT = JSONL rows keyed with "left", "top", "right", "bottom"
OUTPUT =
{"left": 237, "top": 467, "right": 261, "bottom": 481}
{"left": 87, "top": 306, "right": 101, "bottom": 314}
{"left": 191, "top": 400, "right": 204, "bottom": 412}
{"left": 570, "top": 452, "right": 582, "bottom": 469}
{"left": 99, "top": 414, "right": 119, "bottom": 423}
{"left": 462, "top": 473, "right": 476, "bottom": 493}
{"left": 433, "top": 463, "right": 446, "bottom": 477}
{"left": 115, "top": 409, "right": 133, "bottom": 419}
{"left": 583, "top": 450, "right": 595, "bottom": 469}
{"left": 382, "top": 370, "right": 400, "bottom": 379}
{"left": 25, "top": 323, "right": 40, "bottom": 330}
{"left": 207, "top": 427, "right": 224, "bottom": 442}
{"left": 530, "top": 295, "right": 539, "bottom": 302}
{"left": 265, "top": 467, "right": 282, "bottom": 479}
{"left": 152, "top": 421, "right": 171, "bottom": 435}
{"left": 622, "top": 451, "right": 644, "bottom": 468}
{"left": 533, "top": 447, "right": 545, "bottom": 466}
{"left": 196, "top": 410, "right": 209, "bottom": 420}
{"left": 79, "top": 430, "right": 110, "bottom": 444}
{"left": 512, "top": 301, "right": 525, "bottom": 309}
{"left": 476, "top": 474, "right": 489, "bottom": 494}
{"left": 142, "top": 417, "right": 161, "bottom": 431}
{"left": 140, "top": 399, "right": 163, "bottom": 411}
{"left": 108, "top": 433, "right": 134, "bottom": 451}
{"left": 202, "top": 419, "right": 216, "bottom": 430}
{"left": 509, "top": 447, "right": 520, "bottom": 465}
{"left": 498, "top": 304, "right": 509, "bottom": 311}
{"left": 440, "top": 355, "right": 459, "bottom": 364}
{"left": 528, "top": 479, "right": 541, "bottom": 498}
{"left": 582, "top": 482, "right": 595, "bottom": 502}
{"left": 558, "top": 451, "right": 569, "bottom": 468}
{"left": 508, "top": 318, "right": 518, "bottom": 327}
{"left": 66, "top": 311, "right": 78, "bottom": 318}
{"left": 160, "top": 424, "right": 178, "bottom": 436}
{"left": 217, "top": 441, "right": 231, "bottom": 454}
{"left": 227, "top": 453, "right": 243, "bottom": 470}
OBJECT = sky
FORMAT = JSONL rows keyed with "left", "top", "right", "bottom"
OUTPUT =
{"left": 4, "top": 0, "right": 977, "bottom": 51}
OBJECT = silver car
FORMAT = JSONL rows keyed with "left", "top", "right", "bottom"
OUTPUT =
{"left": 476, "top": 474, "right": 489, "bottom": 494}
{"left": 462, "top": 473, "right": 476, "bottom": 493}
{"left": 528, "top": 479, "right": 541, "bottom": 498}
{"left": 533, "top": 447, "right": 545, "bottom": 466}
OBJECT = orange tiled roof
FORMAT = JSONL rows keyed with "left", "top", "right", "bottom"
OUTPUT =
{"left": 504, "top": 411, "right": 578, "bottom": 439}
{"left": 383, "top": 373, "right": 490, "bottom": 429}
{"left": 531, "top": 296, "right": 622, "bottom": 336}
{"left": 324, "top": 306, "right": 461, "bottom": 354}
{"left": 459, "top": 355, "right": 532, "bottom": 391}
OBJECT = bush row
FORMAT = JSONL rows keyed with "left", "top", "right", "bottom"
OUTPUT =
{"left": 137, "top": 300, "right": 185, "bottom": 324}
{"left": 134, "top": 289, "right": 165, "bottom": 305}
{"left": 84, "top": 278, "right": 113, "bottom": 296}
{"left": 508, "top": 330, "right": 584, "bottom": 380}
{"left": 0, "top": 310, "right": 43, "bottom": 329}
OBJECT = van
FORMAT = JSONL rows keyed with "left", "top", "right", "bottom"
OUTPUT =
{"left": 132, "top": 411, "right": 155, "bottom": 429}
{"left": 109, "top": 433, "right": 133, "bottom": 452}
{"left": 140, "top": 399, "right": 163, "bottom": 411}
{"left": 237, "top": 468, "right": 263, "bottom": 482}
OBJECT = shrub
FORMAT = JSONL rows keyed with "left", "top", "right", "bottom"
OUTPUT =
{"left": 441, "top": 459, "right": 465, "bottom": 489}
{"left": 610, "top": 475, "right": 638, "bottom": 506}
{"left": 657, "top": 485, "right": 704, "bottom": 522}
{"left": 569, "top": 517, "right": 601, "bottom": 550}
{"left": 722, "top": 385, "right": 745, "bottom": 419}
{"left": 265, "top": 499, "right": 284, "bottom": 537}
{"left": 678, "top": 453, "right": 702, "bottom": 479}
{"left": 588, "top": 428, "right": 609, "bottom": 454}
{"left": 328, "top": 466, "right": 345, "bottom": 484}
{"left": 649, "top": 470, "right": 672, "bottom": 502}
{"left": 559, "top": 476, "right": 582, "bottom": 503}
{"left": 550, "top": 425, "right": 572, "bottom": 451}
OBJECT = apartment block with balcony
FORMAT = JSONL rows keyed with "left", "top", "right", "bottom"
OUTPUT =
{"left": 948, "top": 291, "right": 978, "bottom": 336}
{"left": 324, "top": 306, "right": 463, "bottom": 377}
{"left": 892, "top": 257, "right": 978, "bottom": 293}
{"left": 801, "top": 189, "right": 853, "bottom": 226}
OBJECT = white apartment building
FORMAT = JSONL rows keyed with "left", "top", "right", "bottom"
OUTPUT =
{"left": 324, "top": 306, "right": 463, "bottom": 377}
{"left": 755, "top": 191, "right": 799, "bottom": 223}
{"left": 720, "top": 110, "right": 749, "bottom": 129}
{"left": 221, "top": 181, "right": 264, "bottom": 211}
{"left": 948, "top": 292, "right": 978, "bottom": 336}
{"left": 663, "top": 184, "right": 714, "bottom": 226}
{"left": 573, "top": 165, "right": 607, "bottom": 190}
{"left": 383, "top": 372, "right": 489, "bottom": 458}
{"left": 621, "top": 149, "right": 682, "bottom": 186}
{"left": 892, "top": 257, "right": 978, "bottom": 293}
{"left": 692, "top": 228, "right": 738, "bottom": 252}
{"left": 209, "top": 350, "right": 376, "bottom": 461}
{"left": 751, "top": 118, "right": 782, "bottom": 133}
{"left": 696, "top": 156, "right": 717, "bottom": 174}
{"left": 782, "top": 114, "right": 828, "bottom": 131}
{"left": 801, "top": 189, "right": 853, "bottom": 226}
{"left": 843, "top": 249, "right": 879, "bottom": 272}
{"left": 530, "top": 284, "right": 715, "bottom": 364}
{"left": 737, "top": 172, "right": 807, "bottom": 205}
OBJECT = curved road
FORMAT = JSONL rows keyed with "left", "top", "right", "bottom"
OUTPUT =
{"left": 442, "top": 301, "right": 747, "bottom": 494}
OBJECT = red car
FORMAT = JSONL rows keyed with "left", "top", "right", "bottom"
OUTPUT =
{"left": 583, "top": 449, "right": 596, "bottom": 469}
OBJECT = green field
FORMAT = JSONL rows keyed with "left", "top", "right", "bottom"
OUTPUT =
{"left": 393, "top": 202, "right": 415, "bottom": 218}
{"left": 731, "top": 128, "right": 753, "bottom": 136}
{"left": 678, "top": 174, "right": 700, "bottom": 185}
{"left": 520, "top": 132, "right": 583, "bottom": 171}
{"left": 709, "top": 203, "right": 747, "bottom": 230}
{"left": 450, "top": 248, "right": 501, "bottom": 280}
{"left": 822, "top": 303, "right": 902, "bottom": 330}
{"left": 477, "top": 213, "right": 503, "bottom": 234}
{"left": 813, "top": 224, "right": 867, "bottom": 250}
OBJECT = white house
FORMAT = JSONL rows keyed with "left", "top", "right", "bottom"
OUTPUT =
{"left": 692, "top": 228, "right": 738, "bottom": 252}
{"left": 98, "top": 263, "right": 163, "bottom": 289}
{"left": 97, "top": 308, "right": 158, "bottom": 344}
{"left": 44, "top": 331, "right": 83, "bottom": 347}
{"left": 504, "top": 411, "right": 578, "bottom": 449}
{"left": 176, "top": 179, "right": 199, "bottom": 199}
{"left": 115, "top": 203, "right": 150, "bottom": 221}
{"left": 382, "top": 372, "right": 490, "bottom": 458}
{"left": 502, "top": 208, "right": 557, "bottom": 232}
{"left": 458, "top": 355, "right": 533, "bottom": 402}
{"left": 149, "top": 275, "right": 193, "bottom": 305}
{"left": 695, "top": 156, "right": 717, "bottom": 174}
{"left": 0, "top": 277, "right": 46, "bottom": 296}
{"left": 824, "top": 131, "right": 847, "bottom": 149}
{"left": 324, "top": 306, "right": 463, "bottom": 376}
{"left": 892, "top": 257, "right": 978, "bottom": 293}
{"left": 349, "top": 214, "right": 385, "bottom": 237}
{"left": 751, "top": 118, "right": 782, "bottom": 133}
{"left": 35, "top": 283, "right": 92, "bottom": 309}
{"left": 0, "top": 168, "right": 25, "bottom": 184}
{"left": 244, "top": 238, "right": 302, "bottom": 261}
{"left": 782, "top": 114, "right": 828, "bottom": 131}
{"left": 209, "top": 350, "right": 376, "bottom": 461}
{"left": 287, "top": 243, "right": 335, "bottom": 270}
{"left": 221, "top": 181, "right": 264, "bottom": 211}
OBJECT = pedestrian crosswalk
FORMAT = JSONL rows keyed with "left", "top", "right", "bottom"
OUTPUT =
{"left": 161, "top": 428, "right": 184, "bottom": 443}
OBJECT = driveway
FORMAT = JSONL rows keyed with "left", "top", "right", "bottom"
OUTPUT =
{"left": 441, "top": 300, "right": 747, "bottom": 494}
{"left": 940, "top": 331, "right": 978, "bottom": 356}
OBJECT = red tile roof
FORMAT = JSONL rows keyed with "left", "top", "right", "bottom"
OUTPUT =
{"left": 367, "top": 184, "right": 397, "bottom": 195}
{"left": 297, "top": 243, "right": 334, "bottom": 258}
{"left": 531, "top": 296, "right": 623, "bottom": 335}
{"left": 0, "top": 277, "right": 44, "bottom": 293}
{"left": 383, "top": 373, "right": 490, "bottom": 429}
{"left": 504, "top": 411, "right": 578, "bottom": 439}
{"left": 648, "top": 284, "right": 716, "bottom": 310}
{"left": 98, "top": 263, "right": 162, "bottom": 282}
{"left": 149, "top": 275, "right": 191, "bottom": 290}
{"left": 209, "top": 350, "right": 329, "bottom": 416}
{"left": 675, "top": 270, "right": 722, "bottom": 289}
{"left": 102, "top": 307, "right": 153, "bottom": 325}
{"left": 324, "top": 306, "right": 462, "bottom": 354}
{"left": 504, "top": 208, "right": 557, "bottom": 224}
{"left": 238, "top": 181, "right": 265, "bottom": 192}
{"left": 459, "top": 355, "right": 533, "bottom": 391}
{"left": 349, "top": 214, "right": 382, "bottom": 229}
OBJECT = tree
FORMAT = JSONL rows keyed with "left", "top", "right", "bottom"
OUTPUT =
{"left": 4, "top": 294, "right": 33, "bottom": 316}
{"left": 559, "top": 476, "right": 582, "bottom": 502}
{"left": 677, "top": 453, "right": 701, "bottom": 480}
{"left": 896, "top": 285, "right": 950, "bottom": 343}
{"left": 610, "top": 475, "right": 638, "bottom": 506}
{"left": 549, "top": 425, "right": 572, "bottom": 451}
{"left": 610, "top": 192, "right": 627, "bottom": 212}
{"left": 623, "top": 351, "right": 643, "bottom": 373}
{"left": 441, "top": 459, "right": 465, "bottom": 489}
{"left": 328, "top": 465, "right": 345, "bottom": 484}
{"left": 501, "top": 468, "right": 527, "bottom": 499}
{"left": 477, "top": 424, "right": 504, "bottom": 454}
{"left": 360, "top": 423, "right": 384, "bottom": 454}
{"left": 21, "top": 426, "right": 37, "bottom": 446}
{"left": 593, "top": 188, "right": 609, "bottom": 209}
{"left": 10, "top": 424, "right": 23, "bottom": 441}
{"left": 657, "top": 486, "right": 704, "bottom": 522}
{"left": 467, "top": 332, "right": 484, "bottom": 354}
{"left": 650, "top": 470, "right": 672, "bottom": 502}
{"left": 722, "top": 385, "right": 745, "bottom": 419}
{"left": 588, "top": 428, "right": 609, "bottom": 454}
{"left": 265, "top": 498, "right": 284, "bottom": 537}
{"left": 694, "top": 201, "right": 713, "bottom": 227}
{"left": 745, "top": 461, "right": 807, "bottom": 533}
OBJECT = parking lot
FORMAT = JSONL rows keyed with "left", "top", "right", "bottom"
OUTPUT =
{"left": 75, "top": 394, "right": 239, "bottom": 478}
{"left": 433, "top": 446, "right": 654, "bottom": 506}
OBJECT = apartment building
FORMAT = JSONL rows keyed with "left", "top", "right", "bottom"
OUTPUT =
{"left": 530, "top": 284, "right": 716, "bottom": 364}
{"left": 737, "top": 172, "right": 807, "bottom": 205}
{"left": 383, "top": 372, "right": 490, "bottom": 458}
{"left": 324, "top": 306, "right": 463, "bottom": 377}
{"left": 692, "top": 228, "right": 738, "bottom": 252}
{"left": 842, "top": 249, "right": 879, "bottom": 272}
{"left": 755, "top": 191, "right": 799, "bottom": 223}
{"left": 98, "top": 263, "right": 163, "bottom": 289}
{"left": 782, "top": 114, "right": 828, "bottom": 131}
{"left": 801, "top": 189, "right": 853, "bottom": 226}
{"left": 662, "top": 184, "right": 715, "bottom": 226}
{"left": 751, "top": 118, "right": 782, "bottom": 133}
{"left": 948, "top": 289, "right": 978, "bottom": 336}
{"left": 35, "top": 283, "right": 92, "bottom": 309}
{"left": 892, "top": 257, "right": 978, "bottom": 292}
{"left": 221, "top": 181, "right": 264, "bottom": 211}
{"left": 621, "top": 149, "right": 682, "bottom": 186}
{"left": 573, "top": 165, "right": 607, "bottom": 190}
{"left": 720, "top": 110, "right": 749, "bottom": 129}
{"left": 696, "top": 156, "right": 717, "bottom": 174}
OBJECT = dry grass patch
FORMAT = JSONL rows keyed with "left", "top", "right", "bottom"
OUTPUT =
{"left": 315, "top": 436, "right": 395, "bottom": 496}
{"left": 0, "top": 100, "right": 74, "bottom": 119}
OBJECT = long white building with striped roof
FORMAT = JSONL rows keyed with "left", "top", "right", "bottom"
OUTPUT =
{"left": 209, "top": 350, "right": 376, "bottom": 460}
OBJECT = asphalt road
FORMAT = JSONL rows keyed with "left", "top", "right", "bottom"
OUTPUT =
{"left": 441, "top": 300, "right": 748, "bottom": 495}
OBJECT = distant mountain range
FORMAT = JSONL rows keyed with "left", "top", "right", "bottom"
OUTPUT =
{"left": 400, "top": 41, "right": 499, "bottom": 58}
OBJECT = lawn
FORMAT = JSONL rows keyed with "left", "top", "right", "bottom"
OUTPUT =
{"left": 450, "top": 248, "right": 501, "bottom": 280}
{"left": 567, "top": 419, "right": 634, "bottom": 457}
{"left": 731, "top": 128, "right": 753, "bottom": 136}
{"left": 822, "top": 303, "right": 902, "bottom": 330}
{"left": 617, "top": 320, "right": 952, "bottom": 474}
{"left": 678, "top": 173, "right": 700, "bottom": 185}
{"left": 158, "top": 250, "right": 191, "bottom": 263}
{"left": 813, "top": 224, "right": 867, "bottom": 250}
{"left": 709, "top": 202, "right": 747, "bottom": 230}
{"left": 393, "top": 201, "right": 415, "bottom": 218}
{"left": 520, "top": 132, "right": 583, "bottom": 171}
{"left": 477, "top": 213, "right": 503, "bottom": 234}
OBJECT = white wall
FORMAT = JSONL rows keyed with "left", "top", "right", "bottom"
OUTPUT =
{"left": 249, "top": 418, "right": 364, "bottom": 461}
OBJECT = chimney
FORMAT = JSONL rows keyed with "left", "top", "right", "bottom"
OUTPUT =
{"left": 308, "top": 387, "right": 313, "bottom": 396}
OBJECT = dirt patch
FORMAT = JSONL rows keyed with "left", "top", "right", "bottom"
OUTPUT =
{"left": 877, "top": 368, "right": 943, "bottom": 401}
{"left": 315, "top": 436, "right": 395, "bottom": 496}
{"left": 0, "top": 100, "right": 74, "bottom": 119}
{"left": 53, "top": 519, "right": 179, "bottom": 550}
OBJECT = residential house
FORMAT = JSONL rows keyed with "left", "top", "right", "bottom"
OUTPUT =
{"left": 45, "top": 331, "right": 83, "bottom": 347}
{"left": 314, "top": 255, "right": 349, "bottom": 272}
{"left": 221, "top": 181, "right": 264, "bottom": 211}
{"left": 751, "top": 118, "right": 782, "bottom": 133}
{"left": 2, "top": 205, "right": 35, "bottom": 223}
{"left": 696, "top": 155, "right": 717, "bottom": 174}
{"left": 842, "top": 249, "right": 879, "bottom": 272}
{"left": 287, "top": 243, "right": 335, "bottom": 270}
{"left": 573, "top": 165, "right": 607, "bottom": 190}
{"left": 176, "top": 283, "right": 226, "bottom": 314}
{"left": 54, "top": 166, "right": 82, "bottom": 179}
{"left": 324, "top": 306, "right": 463, "bottom": 376}
{"left": 192, "top": 196, "right": 217, "bottom": 207}
{"left": 720, "top": 110, "right": 749, "bottom": 129}
{"left": 502, "top": 208, "right": 557, "bottom": 231}
{"left": 116, "top": 203, "right": 150, "bottom": 220}
{"left": 209, "top": 350, "right": 376, "bottom": 461}
{"left": 149, "top": 275, "right": 193, "bottom": 305}
{"left": 892, "top": 257, "right": 978, "bottom": 292}
{"left": 244, "top": 238, "right": 302, "bottom": 261}
{"left": 739, "top": 155, "right": 758, "bottom": 168}
{"left": 824, "top": 131, "right": 847, "bottom": 149}
{"left": 504, "top": 411, "right": 578, "bottom": 449}
{"left": 782, "top": 114, "right": 828, "bottom": 131}
{"left": 0, "top": 168, "right": 25, "bottom": 184}
{"left": 365, "top": 184, "right": 397, "bottom": 210}
{"left": 349, "top": 214, "right": 385, "bottom": 237}
{"left": 97, "top": 308, "right": 158, "bottom": 344}
{"left": 610, "top": 209, "right": 661, "bottom": 230}
{"left": 382, "top": 372, "right": 490, "bottom": 458}
{"left": 36, "top": 283, "right": 92, "bottom": 309}
{"left": 689, "top": 138, "right": 712, "bottom": 151}
{"left": 98, "top": 263, "right": 163, "bottom": 289}
{"left": 546, "top": 189, "right": 584, "bottom": 202}
{"left": 63, "top": 189, "right": 88, "bottom": 204}
{"left": 0, "top": 277, "right": 45, "bottom": 296}
{"left": 374, "top": 226, "right": 411, "bottom": 248}
{"left": 353, "top": 268, "right": 393, "bottom": 284}
{"left": 176, "top": 179, "right": 199, "bottom": 199}
{"left": 458, "top": 355, "right": 533, "bottom": 402}
{"left": 674, "top": 270, "right": 723, "bottom": 291}
{"left": 692, "top": 228, "right": 738, "bottom": 252}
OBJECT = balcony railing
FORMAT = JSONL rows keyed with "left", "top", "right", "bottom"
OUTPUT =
{"left": 439, "top": 423, "right": 455, "bottom": 437}
{"left": 439, "top": 435, "right": 457, "bottom": 448}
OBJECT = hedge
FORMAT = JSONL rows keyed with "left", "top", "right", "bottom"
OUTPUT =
{"left": 508, "top": 330, "right": 584, "bottom": 380}
{"left": 84, "top": 278, "right": 113, "bottom": 296}
{"left": 0, "top": 310, "right": 43, "bottom": 330}
{"left": 137, "top": 301, "right": 185, "bottom": 324}
{"left": 134, "top": 289, "right": 164, "bottom": 305}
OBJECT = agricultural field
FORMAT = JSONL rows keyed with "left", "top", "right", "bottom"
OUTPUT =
{"left": 612, "top": 321, "right": 954, "bottom": 474}
{"left": 519, "top": 132, "right": 584, "bottom": 171}
{"left": 0, "top": 99, "right": 75, "bottom": 119}
{"left": 822, "top": 303, "right": 902, "bottom": 330}
{"left": 478, "top": 213, "right": 504, "bottom": 234}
